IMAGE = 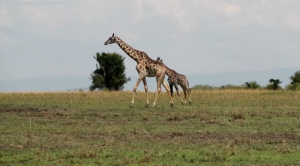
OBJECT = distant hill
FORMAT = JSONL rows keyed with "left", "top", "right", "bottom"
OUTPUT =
{"left": 0, "top": 68, "right": 298, "bottom": 92}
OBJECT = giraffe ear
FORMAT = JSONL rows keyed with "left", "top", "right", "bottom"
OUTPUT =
{"left": 112, "top": 33, "right": 114, "bottom": 37}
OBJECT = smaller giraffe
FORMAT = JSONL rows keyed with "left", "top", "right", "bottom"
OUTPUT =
{"left": 156, "top": 57, "right": 192, "bottom": 105}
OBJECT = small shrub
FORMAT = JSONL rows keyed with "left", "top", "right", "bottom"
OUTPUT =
{"left": 218, "top": 84, "right": 243, "bottom": 90}
{"left": 192, "top": 84, "right": 215, "bottom": 90}
{"left": 265, "top": 84, "right": 282, "bottom": 90}
{"left": 248, "top": 81, "right": 261, "bottom": 89}
{"left": 285, "top": 83, "right": 300, "bottom": 91}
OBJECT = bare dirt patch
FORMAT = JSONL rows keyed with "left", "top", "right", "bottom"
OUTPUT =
{"left": 0, "top": 107, "right": 41, "bottom": 113}
{"left": 152, "top": 132, "right": 300, "bottom": 145}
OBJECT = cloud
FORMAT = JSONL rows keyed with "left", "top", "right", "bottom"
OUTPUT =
{"left": 6, "top": 0, "right": 300, "bottom": 41}
{"left": 3, "top": 0, "right": 300, "bottom": 34}
{"left": 18, "top": 0, "right": 35, "bottom": 2}
{"left": 18, "top": 2, "right": 75, "bottom": 29}
{"left": 0, "top": 6, "right": 14, "bottom": 27}
{"left": 143, "top": 0, "right": 185, "bottom": 19}
{"left": 2, "top": 0, "right": 144, "bottom": 42}
{"left": 285, "top": 13, "right": 300, "bottom": 31}
{"left": 125, "top": 0, "right": 144, "bottom": 22}
{"left": 223, "top": 5, "right": 242, "bottom": 16}
{"left": 1, "top": 0, "right": 300, "bottom": 81}
{"left": 16, "top": 0, "right": 144, "bottom": 27}
{"left": 114, "top": 26, "right": 139, "bottom": 44}
{"left": 143, "top": 0, "right": 300, "bottom": 31}
{"left": 18, "top": 0, "right": 64, "bottom": 2}
{"left": 0, "top": 32, "right": 17, "bottom": 45}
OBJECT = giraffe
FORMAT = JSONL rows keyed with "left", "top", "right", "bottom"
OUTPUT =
{"left": 156, "top": 57, "right": 192, "bottom": 105}
{"left": 104, "top": 33, "right": 174, "bottom": 107}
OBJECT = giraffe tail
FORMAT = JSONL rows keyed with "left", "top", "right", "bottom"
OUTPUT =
{"left": 169, "top": 83, "right": 174, "bottom": 97}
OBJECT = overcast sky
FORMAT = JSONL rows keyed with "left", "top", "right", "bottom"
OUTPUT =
{"left": 1, "top": 0, "right": 300, "bottom": 81}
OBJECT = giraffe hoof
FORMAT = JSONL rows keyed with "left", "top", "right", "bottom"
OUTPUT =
{"left": 189, "top": 101, "right": 192, "bottom": 105}
{"left": 145, "top": 104, "right": 149, "bottom": 108}
{"left": 130, "top": 104, "right": 134, "bottom": 108}
{"left": 181, "top": 102, "right": 184, "bottom": 105}
{"left": 170, "top": 104, "right": 174, "bottom": 108}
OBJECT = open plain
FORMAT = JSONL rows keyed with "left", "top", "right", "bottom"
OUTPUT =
{"left": 1, "top": 90, "right": 300, "bottom": 165}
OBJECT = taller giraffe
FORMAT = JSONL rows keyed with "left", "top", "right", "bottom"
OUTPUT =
{"left": 104, "top": 33, "right": 174, "bottom": 107}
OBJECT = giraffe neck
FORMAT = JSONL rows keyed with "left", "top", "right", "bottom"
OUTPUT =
{"left": 115, "top": 37, "right": 140, "bottom": 62}
{"left": 162, "top": 63, "right": 175, "bottom": 77}
{"left": 167, "top": 70, "right": 176, "bottom": 78}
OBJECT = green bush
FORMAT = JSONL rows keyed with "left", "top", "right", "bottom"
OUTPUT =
{"left": 290, "top": 71, "right": 300, "bottom": 85}
{"left": 285, "top": 83, "right": 300, "bottom": 90}
{"left": 265, "top": 84, "right": 282, "bottom": 90}
{"left": 244, "top": 81, "right": 261, "bottom": 89}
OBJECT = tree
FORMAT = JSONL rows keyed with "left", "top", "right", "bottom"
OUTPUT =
{"left": 245, "top": 82, "right": 251, "bottom": 89}
{"left": 288, "top": 71, "right": 300, "bottom": 90}
{"left": 89, "top": 52, "right": 131, "bottom": 91}
{"left": 290, "top": 71, "right": 300, "bottom": 84}
{"left": 268, "top": 79, "right": 282, "bottom": 90}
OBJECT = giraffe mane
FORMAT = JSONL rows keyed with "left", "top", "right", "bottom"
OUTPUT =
{"left": 162, "top": 63, "right": 179, "bottom": 74}
{"left": 116, "top": 36, "right": 149, "bottom": 56}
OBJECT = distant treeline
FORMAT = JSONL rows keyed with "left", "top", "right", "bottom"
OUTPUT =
{"left": 192, "top": 82, "right": 300, "bottom": 90}
{"left": 192, "top": 71, "right": 300, "bottom": 91}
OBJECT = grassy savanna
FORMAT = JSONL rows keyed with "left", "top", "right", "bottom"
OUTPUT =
{"left": 1, "top": 90, "right": 300, "bottom": 165}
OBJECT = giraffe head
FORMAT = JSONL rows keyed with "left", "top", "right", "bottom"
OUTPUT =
{"left": 104, "top": 33, "right": 117, "bottom": 45}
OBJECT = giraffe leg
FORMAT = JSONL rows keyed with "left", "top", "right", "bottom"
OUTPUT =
{"left": 162, "top": 80, "right": 174, "bottom": 107}
{"left": 130, "top": 74, "right": 146, "bottom": 108}
{"left": 182, "top": 83, "right": 191, "bottom": 105}
{"left": 152, "top": 74, "right": 174, "bottom": 107}
{"left": 188, "top": 88, "right": 192, "bottom": 105}
{"left": 152, "top": 75, "right": 162, "bottom": 107}
{"left": 142, "top": 77, "right": 149, "bottom": 108}
{"left": 174, "top": 84, "right": 184, "bottom": 104}
{"left": 182, "top": 87, "right": 187, "bottom": 105}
